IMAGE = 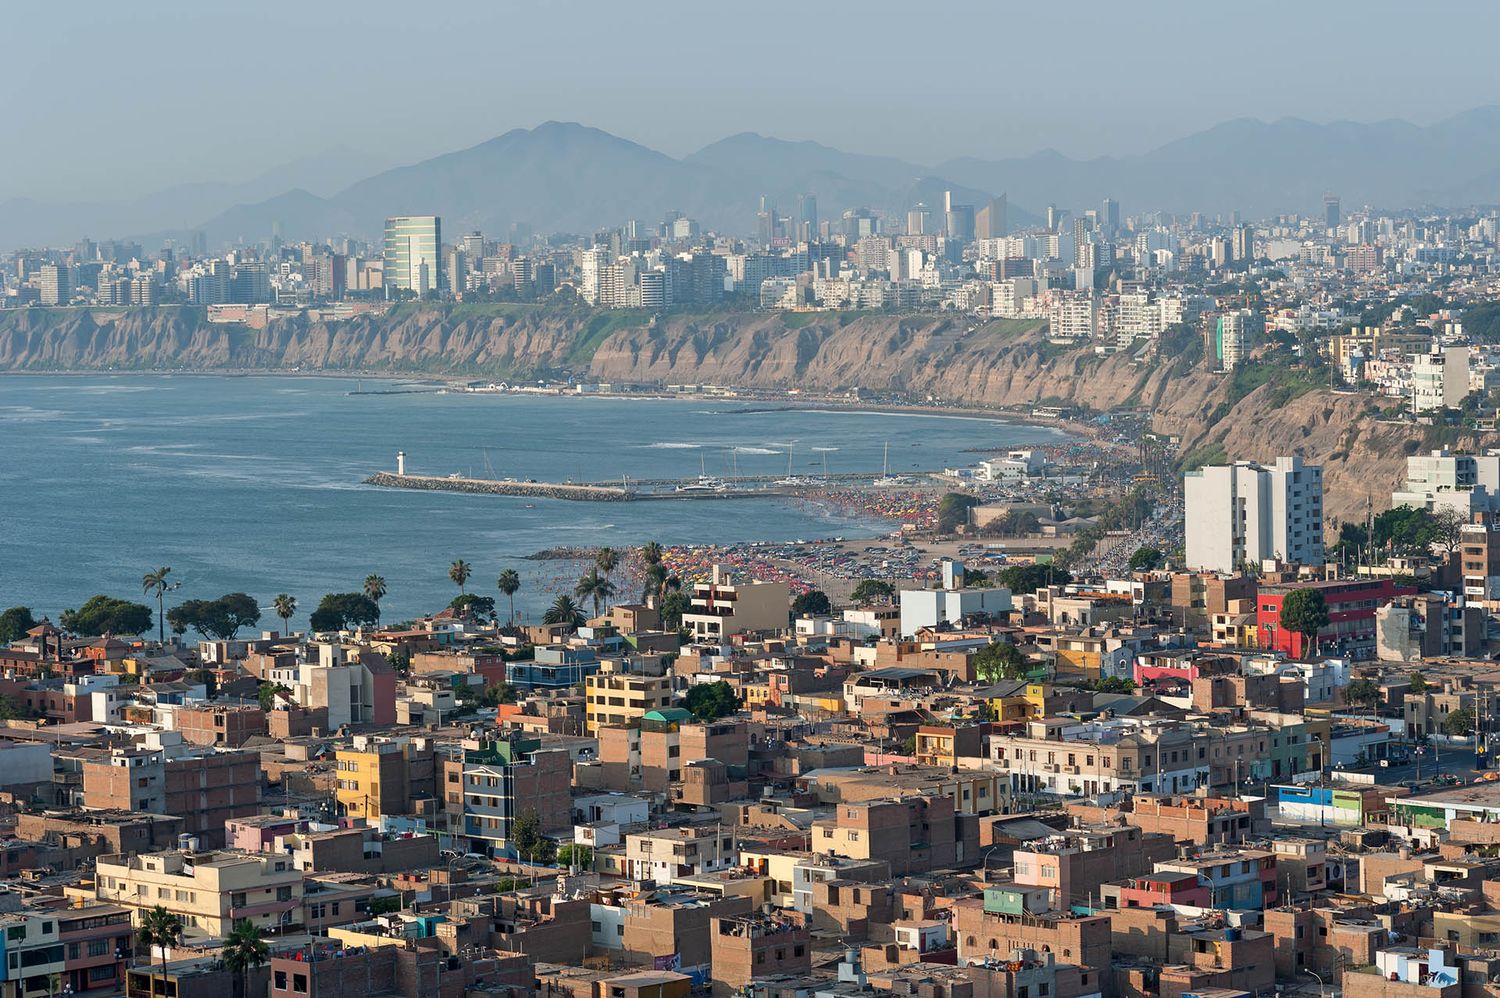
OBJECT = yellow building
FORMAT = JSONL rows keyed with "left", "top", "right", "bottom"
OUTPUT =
{"left": 584, "top": 666, "right": 673, "bottom": 734}
{"left": 333, "top": 735, "right": 422, "bottom": 820}
{"left": 94, "top": 848, "right": 303, "bottom": 936}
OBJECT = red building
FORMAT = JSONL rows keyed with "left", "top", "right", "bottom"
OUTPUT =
{"left": 1257, "top": 578, "right": 1415, "bottom": 659}
{"left": 1111, "top": 871, "right": 1209, "bottom": 909}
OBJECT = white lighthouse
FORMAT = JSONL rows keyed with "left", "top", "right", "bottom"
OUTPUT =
{"left": 397, "top": 451, "right": 406, "bottom": 475}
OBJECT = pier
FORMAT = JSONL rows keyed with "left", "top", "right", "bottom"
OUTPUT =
{"left": 364, "top": 472, "right": 821, "bottom": 502}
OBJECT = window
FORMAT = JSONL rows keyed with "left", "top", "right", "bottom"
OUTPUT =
{"left": 293, "top": 973, "right": 308, "bottom": 994}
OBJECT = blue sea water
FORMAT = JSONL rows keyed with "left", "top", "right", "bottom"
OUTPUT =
{"left": 0, "top": 375, "right": 1067, "bottom": 629}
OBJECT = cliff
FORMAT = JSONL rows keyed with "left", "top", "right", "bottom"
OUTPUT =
{"left": 2, "top": 304, "right": 1488, "bottom": 520}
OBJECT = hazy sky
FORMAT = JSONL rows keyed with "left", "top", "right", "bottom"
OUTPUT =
{"left": 8, "top": 0, "right": 1500, "bottom": 203}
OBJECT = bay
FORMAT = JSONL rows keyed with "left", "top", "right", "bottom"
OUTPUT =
{"left": 0, "top": 375, "right": 1068, "bottom": 629}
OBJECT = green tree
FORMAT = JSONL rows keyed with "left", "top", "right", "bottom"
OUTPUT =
{"left": 1444, "top": 706, "right": 1476, "bottom": 738}
{"left": 973, "top": 642, "right": 1028, "bottom": 683}
{"left": 595, "top": 547, "right": 621, "bottom": 590}
{"left": 963, "top": 568, "right": 990, "bottom": 587}
{"left": 556, "top": 843, "right": 593, "bottom": 869}
{"left": 937, "top": 493, "right": 979, "bottom": 534}
{"left": 683, "top": 680, "right": 740, "bottom": 720}
{"left": 1095, "top": 676, "right": 1137, "bottom": 694}
{"left": 997, "top": 564, "right": 1072, "bottom": 595}
{"left": 0, "top": 607, "right": 37, "bottom": 644}
{"left": 167, "top": 593, "right": 260, "bottom": 641}
{"left": 542, "top": 595, "right": 585, "bottom": 628}
{"left": 496, "top": 569, "right": 521, "bottom": 625}
{"left": 272, "top": 593, "right": 297, "bottom": 635}
{"left": 0, "top": 694, "right": 22, "bottom": 721}
{"left": 1280, "top": 588, "right": 1330, "bottom": 655}
{"left": 659, "top": 591, "right": 688, "bottom": 630}
{"left": 450, "top": 594, "right": 496, "bottom": 620}
{"left": 138, "top": 905, "right": 184, "bottom": 998}
{"left": 308, "top": 592, "right": 380, "bottom": 632}
{"left": 449, "top": 559, "right": 472, "bottom": 595}
{"left": 141, "top": 567, "right": 177, "bottom": 645}
{"left": 791, "top": 590, "right": 832, "bottom": 617}
{"left": 850, "top": 579, "right": 895, "bottom": 604}
{"left": 1408, "top": 671, "right": 1428, "bottom": 695}
{"left": 512, "top": 807, "right": 556, "bottom": 864}
{"left": 1127, "top": 547, "right": 1164, "bottom": 572}
{"left": 1344, "top": 677, "right": 1382, "bottom": 718}
{"left": 363, "top": 575, "right": 388, "bottom": 618}
{"left": 221, "top": 918, "right": 269, "bottom": 998}
{"left": 60, "top": 595, "right": 152, "bottom": 636}
{"left": 481, "top": 683, "right": 519, "bottom": 707}
{"left": 258, "top": 681, "right": 290, "bottom": 712}
{"left": 640, "top": 541, "right": 664, "bottom": 567}
{"left": 574, "top": 568, "right": 616, "bottom": 617}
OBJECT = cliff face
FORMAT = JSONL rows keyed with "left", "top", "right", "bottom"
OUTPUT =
{"left": 0, "top": 305, "right": 1477, "bottom": 521}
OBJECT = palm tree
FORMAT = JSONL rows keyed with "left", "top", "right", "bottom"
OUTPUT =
{"left": 363, "top": 575, "right": 387, "bottom": 621}
{"left": 595, "top": 546, "right": 620, "bottom": 580}
{"left": 142, "top": 567, "right": 176, "bottom": 645}
{"left": 640, "top": 541, "right": 663, "bottom": 567}
{"left": 497, "top": 569, "right": 521, "bottom": 626}
{"left": 574, "top": 568, "right": 616, "bottom": 617}
{"left": 138, "top": 905, "right": 184, "bottom": 998}
{"left": 272, "top": 594, "right": 297, "bottom": 635}
{"left": 221, "top": 918, "right": 269, "bottom": 998}
{"left": 449, "top": 560, "right": 472, "bottom": 596}
{"left": 542, "top": 595, "right": 585, "bottom": 628}
{"left": 642, "top": 563, "right": 668, "bottom": 605}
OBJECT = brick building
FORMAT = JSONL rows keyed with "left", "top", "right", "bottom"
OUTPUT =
{"left": 80, "top": 747, "right": 261, "bottom": 848}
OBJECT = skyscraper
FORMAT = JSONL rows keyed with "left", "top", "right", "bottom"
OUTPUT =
{"left": 1101, "top": 197, "right": 1119, "bottom": 236}
{"left": 1323, "top": 194, "right": 1341, "bottom": 231}
{"left": 906, "top": 204, "right": 933, "bottom": 236}
{"left": 797, "top": 193, "right": 818, "bottom": 233}
{"left": 1045, "top": 204, "right": 1059, "bottom": 233}
{"left": 975, "top": 195, "right": 1008, "bottom": 240}
{"left": 383, "top": 215, "right": 442, "bottom": 298}
{"left": 38, "top": 264, "right": 71, "bottom": 306}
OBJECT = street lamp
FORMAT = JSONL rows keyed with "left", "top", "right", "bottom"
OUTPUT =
{"left": 1305, "top": 969, "right": 1326, "bottom": 998}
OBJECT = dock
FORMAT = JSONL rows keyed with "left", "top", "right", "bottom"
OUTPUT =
{"left": 364, "top": 472, "right": 818, "bottom": 502}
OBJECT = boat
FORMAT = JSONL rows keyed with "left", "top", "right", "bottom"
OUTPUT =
{"left": 677, "top": 454, "right": 728, "bottom": 492}
{"left": 775, "top": 440, "right": 808, "bottom": 487}
{"left": 873, "top": 442, "right": 908, "bottom": 487}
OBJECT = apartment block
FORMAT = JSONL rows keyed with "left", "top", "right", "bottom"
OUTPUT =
{"left": 95, "top": 848, "right": 303, "bottom": 936}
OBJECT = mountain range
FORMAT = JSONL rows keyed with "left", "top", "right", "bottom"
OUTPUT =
{"left": 10, "top": 106, "right": 1500, "bottom": 251}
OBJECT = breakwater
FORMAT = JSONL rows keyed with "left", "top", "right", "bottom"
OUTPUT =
{"left": 365, "top": 472, "right": 629, "bottom": 502}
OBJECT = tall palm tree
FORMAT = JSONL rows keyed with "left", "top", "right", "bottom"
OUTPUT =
{"left": 138, "top": 905, "right": 184, "bottom": 998}
{"left": 496, "top": 569, "right": 521, "bottom": 626}
{"left": 272, "top": 594, "right": 297, "bottom": 635}
{"left": 574, "top": 568, "right": 616, "bottom": 618}
{"left": 642, "top": 564, "right": 668, "bottom": 606}
{"left": 363, "top": 575, "right": 387, "bottom": 620}
{"left": 640, "top": 541, "right": 663, "bottom": 567}
{"left": 221, "top": 918, "right": 269, "bottom": 998}
{"left": 542, "top": 595, "right": 585, "bottom": 628}
{"left": 449, "top": 560, "right": 471, "bottom": 595}
{"left": 594, "top": 549, "right": 620, "bottom": 612}
{"left": 141, "top": 567, "right": 176, "bottom": 645}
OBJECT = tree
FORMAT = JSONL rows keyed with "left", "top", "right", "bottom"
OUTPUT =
{"left": 683, "top": 680, "right": 740, "bottom": 720}
{"left": 542, "top": 595, "right": 585, "bottom": 628}
{"left": 973, "top": 642, "right": 1028, "bottom": 683}
{"left": 512, "top": 807, "right": 556, "bottom": 864}
{"left": 166, "top": 593, "right": 260, "bottom": 641}
{"left": 184, "top": 668, "right": 218, "bottom": 698}
{"left": 138, "top": 905, "right": 184, "bottom": 998}
{"left": 1444, "top": 706, "right": 1476, "bottom": 738}
{"left": 450, "top": 594, "right": 496, "bottom": 621}
{"left": 1280, "top": 588, "right": 1330, "bottom": 656}
{"left": 221, "top": 918, "right": 269, "bottom": 998}
{"left": 963, "top": 568, "right": 990, "bottom": 587}
{"left": 1409, "top": 671, "right": 1428, "bottom": 695}
{"left": 937, "top": 493, "right": 979, "bottom": 534}
{"left": 556, "top": 843, "right": 593, "bottom": 869}
{"left": 659, "top": 591, "right": 688, "bottom": 631}
{"left": 481, "top": 683, "right": 519, "bottom": 707}
{"left": 574, "top": 568, "right": 616, "bottom": 617}
{"left": 60, "top": 595, "right": 152, "bottom": 636}
{"left": 1432, "top": 506, "right": 1468, "bottom": 558}
{"left": 272, "top": 593, "right": 297, "bottom": 635}
{"left": 640, "top": 541, "right": 664, "bottom": 567}
{"left": 363, "top": 575, "right": 388, "bottom": 618}
{"left": 1127, "top": 547, "right": 1164, "bottom": 572}
{"left": 1344, "top": 677, "right": 1382, "bottom": 718}
{"left": 850, "top": 580, "right": 895, "bottom": 604}
{"left": 642, "top": 563, "right": 668, "bottom": 605}
{"left": 258, "top": 681, "right": 290, "bottom": 712}
{"left": 141, "top": 567, "right": 177, "bottom": 645}
{"left": 1095, "top": 676, "right": 1137, "bottom": 694}
{"left": 791, "top": 590, "right": 832, "bottom": 617}
{"left": 0, "top": 607, "right": 37, "bottom": 645}
{"left": 496, "top": 569, "right": 521, "bottom": 625}
{"left": 449, "top": 559, "right": 472, "bottom": 595}
{"left": 997, "top": 564, "right": 1072, "bottom": 595}
{"left": 308, "top": 592, "right": 380, "bottom": 632}
{"left": 595, "top": 547, "right": 620, "bottom": 587}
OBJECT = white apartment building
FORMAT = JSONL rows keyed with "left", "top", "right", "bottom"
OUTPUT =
{"left": 1214, "top": 309, "right": 1261, "bottom": 372}
{"left": 1392, "top": 449, "right": 1500, "bottom": 516}
{"left": 1411, "top": 346, "right": 1471, "bottom": 413}
{"left": 898, "top": 559, "right": 1013, "bottom": 636}
{"left": 1048, "top": 291, "right": 1095, "bottom": 341}
{"left": 1184, "top": 456, "right": 1324, "bottom": 573}
{"left": 681, "top": 565, "right": 790, "bottom": 639}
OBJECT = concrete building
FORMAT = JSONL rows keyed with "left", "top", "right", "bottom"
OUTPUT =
{"left": 1184, "top": 456, "right": 1324, "bottom": 573}
{"left": 1392, "top": 450, "right": 1500, "bottom": 516}
{"left": 584, "top": 666, "right": 673, "bottom": 734}
{"left": 451, "top": 734, "right": 572, "bottom": 859}
{"left": 1213, "top": 309, "right": 1261, "bottom": 371}
{"left": 95, "top": 848, "right": 304, "bottom": 936}
{"left": 682, "top": 566, "right": 790, "bottom": 639}
{"left": 81, "top": 746, "right": 261, "bottom": 848}
{"left": 711, "top": 912, "right": 810, "bottom": 994}
{"left": 382, "top": 215, "right": 441, "bottom": 297}
{"left": 625, "top": 824, "right": 735, "bottom": 884}
{"left": 1411, "top": 347, "right": 1470, "bottom": 413}
{"left": 333, "top": 735, "right": 436, "bottom": 820}
{"left": 899, "top": 561, "right": 1013, "bottom": 636}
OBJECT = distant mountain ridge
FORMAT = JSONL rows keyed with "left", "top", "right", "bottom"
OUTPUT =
{"left": 10, "top": 106, "right": 1500, "bottom": 251}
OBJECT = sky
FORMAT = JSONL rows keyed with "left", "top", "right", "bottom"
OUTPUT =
{"left": 7, "top": 0, "right": 1500, "bottom": 203}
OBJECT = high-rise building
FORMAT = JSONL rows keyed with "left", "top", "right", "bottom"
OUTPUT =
{"left": 1411, "top": 346, "right": 1471, "bottom": 413}
{"left": 906, "top": 203, "right": 933, "bottom": 236}
{"left": 1323, "top": 194, "right": 1341, "bottom": 231}
{"left": 797, "top": 193, "right": 818, "bottom": 232}
{"left": 1101, "top": 197, "right": 1120, "bottom": 236}
{"left": 1212, "top": 309, "right": 1261, "bottom": 371}
{"left": 942, "top": 190, "right": 974, "bottom": 242}
{"left": 382, "top": 215, "right": 441, "bottom": 298}
{"left": 1045, "top": 204, "right": 1059, "bottom": 232}
{"left": 1184, "top": 456, "right": 1324, "bottom": 573}
{"left": 38, "top": 264, "right": 71, "bottom": 306}
{"left": 462, "top": 231, "right": 484, "bottom": 260}
{"left": 1231, "top": 224, "right": 1254, "bottom": 262}
{"left": 976, "top": 194, "right": 1008, "bottom": 240}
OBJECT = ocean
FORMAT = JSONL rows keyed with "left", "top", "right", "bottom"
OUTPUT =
{"left": 0, "top": 375, "right": 1067, "bottom": 629}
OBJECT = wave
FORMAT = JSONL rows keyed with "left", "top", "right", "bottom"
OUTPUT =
{"left": 810, "top": 446, "right": 840, "bottom": 452}
{"left": 733, "top": 446, "right": 779, "bottom": 455}
{"left": 645, "top": 442, "right": 701, "bottom": 450}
